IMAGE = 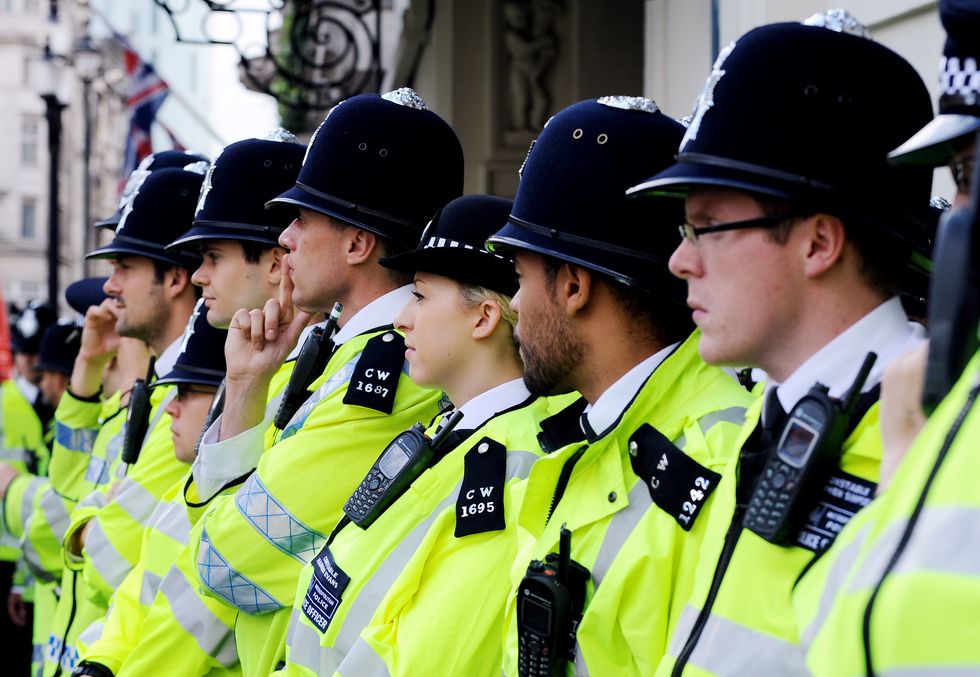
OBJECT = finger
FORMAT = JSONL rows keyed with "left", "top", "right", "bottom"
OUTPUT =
{"left": 249, "top": 309, "right": 267, "bottom": 348}
{"left": 264, "top": 297, "right": 282, "bottom": 340}
{"left": 278, "top": 253, "right": 294, "bottom": 309}
{"left": 230, "top": 308, "right": 253, "bottom": 342}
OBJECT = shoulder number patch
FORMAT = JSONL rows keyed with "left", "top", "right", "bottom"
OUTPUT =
{"left": 455, "top": 437, "right": 506, "bottom": 537}
{"left": 628, "top": 423, "right": 722, "bottom": 531}
{"left": 343, "top": 331, "right": 406, "bottom": 414}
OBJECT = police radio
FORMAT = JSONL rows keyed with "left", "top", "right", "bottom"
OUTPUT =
{"left": 273, "top": 303, "right": 343, "bottom": 430}
{"left": 517, "top": 526, "right": 590, "bottom": 677}
{"left": 193, "top": 379, "right": 226, "bottom": 456}
{"left": 923, "top": 133, "right": 980, "bottom": 412}
{"left": 744, "top": 351, "right": 877, "bottom": 546}
{"left": 121, "top": 357, "right": 156, "bottom": 465}
{"left": 344, "top": 410, "right": 464, "bottom": 529}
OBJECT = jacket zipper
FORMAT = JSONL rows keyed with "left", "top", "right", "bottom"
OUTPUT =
{"left": 671, "top": 503, "right": 746, "bottom": 676}
{"left": 546, "top": 446, "right": 586, "bottom": 525}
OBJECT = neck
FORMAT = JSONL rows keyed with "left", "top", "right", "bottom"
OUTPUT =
{"left": 149, "top": 298, "right": 197, "bottom": 356}
{"left": 335, "top": 276, "right": 401, "bottom": 330}
{"left": 444, "top": 345, "right": 524, "bottom": 410}
{"left": 761, "top": 288, "right": 887, "bottom": 383}
{"left": 575, "top": 334, "right": 667, "bottom": 404}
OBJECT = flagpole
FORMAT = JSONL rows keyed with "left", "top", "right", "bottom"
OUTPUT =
{"left": 90, "top": 6, "right": 227, "bottom": 147}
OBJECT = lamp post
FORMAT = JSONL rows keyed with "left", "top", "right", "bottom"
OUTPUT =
{"left": 73, "top": 33, "right": 101, "bottom": 277}
{"left": 36, "top": 41, "right": 69, "bottom": 311}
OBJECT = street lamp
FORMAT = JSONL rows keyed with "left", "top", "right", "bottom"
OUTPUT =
{"left": 73, "top": 33, "right": 101, "bottom": 277}
{"left": 35, "top": 40, "right": 70, "bottom": 312}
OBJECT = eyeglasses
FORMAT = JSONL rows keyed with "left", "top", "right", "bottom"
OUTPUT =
{"left": 950, "top": 155, "right": 976, "bottom": 194}
{"left": 176, "top": 384, "right": 217, "bottom": 400}
{"left": 677, "top": 213, "right": 800, "bottom": 243}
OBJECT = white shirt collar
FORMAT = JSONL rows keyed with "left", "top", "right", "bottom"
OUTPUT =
{"left": 15, "top": 375, "right": 38, "bottom": 403}
{"left": 763, "top": 296, "right": 926, "bottom": 415}
{"left": 581, "top": 342, "right": 680, "bottom": 440}
{"left": 444, "top": 378, "right": 531, "bottom": 432}
{"left": 332, "top": 286, "right": 414, "bottom": 346}
{"left": 155, "top": 337, "right": 182, "bottom": 378}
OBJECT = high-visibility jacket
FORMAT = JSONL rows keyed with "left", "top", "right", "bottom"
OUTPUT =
{"left": 33, "top": 392, "right": 127, "bottom": 677}
{"left": 15, "top": 391, "right": 125, "bottom": 585}
{"left": 80, "top": 359, "right": 297, "bottom": 677}
{"left": 80, "top": 385, "right": 180, "bottom": 608}
{"left": 192, "top": 327, "right": 441, "bottom": 677}
{"left": 657, "top": 397, "right": 881, "bottom": 676}
{"left": 42, "top": 385, "right": 176, "bottom": 676}
{"left": 498, "top": 333, "right": 752, "bottom": 677}
{"left": 0, "top": 379, "right": 49, "bottom": 561}
{"left": 793, "top": 349, "right": 980, "bottom": 676}
{"left": 281, "top": 391, "right": 572, "bottom": 676}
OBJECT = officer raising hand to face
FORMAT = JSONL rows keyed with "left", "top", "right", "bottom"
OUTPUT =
{"left": 218, "top": 253, "right": 312, "bottom": 440}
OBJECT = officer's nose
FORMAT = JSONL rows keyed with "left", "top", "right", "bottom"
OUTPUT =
{"left": 191, "top": 263, "right": 208, "bottom": 288}
{"left": 103, "top": 271, "right": 122, "bottom": 297}
{"left": 394, "top": 298, "right": 413, "bottom": 333}
{"left": 668, "top": 238, "right": 701, "bottom": 281}
{"left": 509, "top": 286, "right": 522, "bottom": 315}
{"left": 165, "top": 397, "right": 181, "bottom": 419}
{"left": 279, "top": 220, "right": 298, "bottom": 251}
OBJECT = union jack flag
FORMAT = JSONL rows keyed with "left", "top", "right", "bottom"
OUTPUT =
{"left": 118, "top": 39, "right": 170, "bottom": 193}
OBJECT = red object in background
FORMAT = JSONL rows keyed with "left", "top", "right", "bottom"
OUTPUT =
{"left": 0, "top": 292, "right": 12, "bottom": 381}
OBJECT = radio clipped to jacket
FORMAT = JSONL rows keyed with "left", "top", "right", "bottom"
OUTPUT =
{"left": 744, "top": 351, "right": 877, "bottom": 546}
{"left": 121, "top": 357, "right": 156, "bottom": 465}
{"left": 517, "top": 526, "right": 590, "bottom": 677}
{"left": 344, "top": 410, "right": 464, "bottom": 529}
{"left": 273, "top": 302, "right": 343, "bottom": 430}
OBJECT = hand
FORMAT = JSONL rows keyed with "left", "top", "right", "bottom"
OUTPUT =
{"left": 78, "top": 300, "right": 121, "bottom": 362}
{"left": 879, "top": 341, "right": 929, "bottom": 494}
{"left": 71, "top": 300, "right": 123, "bottom": 398}
{"left": 220, "top": 255, "right": 313, "bottom": 440}
{"left": 0, "top": 463, "right": 19, "bottom": 500}
{"left": 226, "top": 254, "right": 313, "bottom": 385}
{"left": 6, "top": 590, "right": 26, "bottom": 627}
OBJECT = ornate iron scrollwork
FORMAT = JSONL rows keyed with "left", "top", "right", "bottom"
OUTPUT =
{"left": 151, "top": 0, "right": 382, "bottom": 128}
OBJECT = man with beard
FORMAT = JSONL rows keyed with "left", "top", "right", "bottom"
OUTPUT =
{"left": 486, "top": 97, "right": 753, "bottom": 676}
{"left": 43, "top": 165, "right": 204, "bottom": 676}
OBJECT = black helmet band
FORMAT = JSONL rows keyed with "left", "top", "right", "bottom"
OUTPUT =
{"left": 508, "top": 215, "right": 669, "bottom": 263}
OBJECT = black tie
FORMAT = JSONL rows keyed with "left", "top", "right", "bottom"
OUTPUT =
{"left": 761, "top": 388, "right": 786, "bottom": 447}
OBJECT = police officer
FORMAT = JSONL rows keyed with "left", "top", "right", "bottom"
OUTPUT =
{"left": 45, "top": 166, "right": 205, "bottom": 676}
{"left": 165, "top": 130, "right": 310, "bottom": 501}
{"left": 189, "top": 88, "right": 462, "bottom": 677}
{"left": 791, "top": 2, "right": 980, "bottom": 674}
{"left": 0, "top": 300, "right": 56, "bottom": 673}
{"left": 279, "top": 194, "right": 571, "bottom": 676}
{"left": 95, "top": 150, "right": 209, "bottom": 230}
{"left": 78, "top": 132, "right": 310, "bottom": 677}
{"left": 73, "top": 305, "right": 227, "bottom": 677}
{"left": 481, "top": 97, "right": 753, "bottom": 676}
{"left": 628, "top": 11, "right": 934, "bottom": 675}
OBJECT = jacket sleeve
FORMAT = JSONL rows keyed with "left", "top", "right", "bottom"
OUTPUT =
{"left": 193, "top": 359, "right": 440, "bottom": 615}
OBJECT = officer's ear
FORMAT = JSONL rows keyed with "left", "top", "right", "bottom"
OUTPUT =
{"left": 800, "top": 213, "right": 846, "bottom": 279}
{"left": 163, "top": 265, "right": 193, "bottom": 300}
{"left": 345, "top": 227, "right": 379, "bottom": 265}
{"left": 265, "top": 247, "right": 286, "bottom": 287}
{"left": 555, "top": 262, "right": 593, "bottom": 317}
{"left": 470, "top": 297, "right": 503, "bottom": 341}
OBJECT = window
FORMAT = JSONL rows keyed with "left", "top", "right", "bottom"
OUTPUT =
{"left": 0, "top": 0, "right": 12, "bottom": 13}
{"left": 21, "top": 198, "right": 36, "bottom": 239}
{"left": 21, "top": 115, "right": 38, "bottom": 167}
